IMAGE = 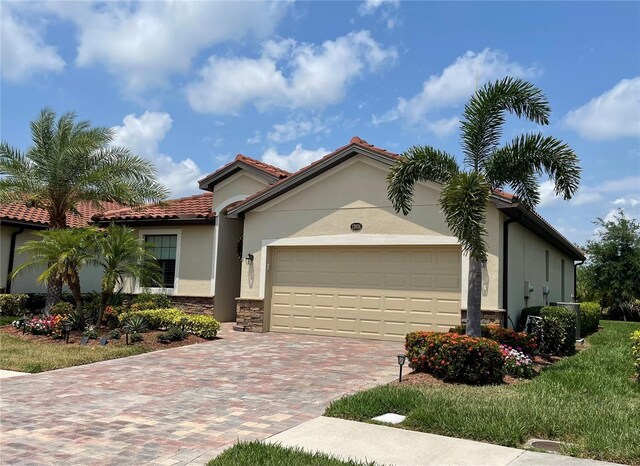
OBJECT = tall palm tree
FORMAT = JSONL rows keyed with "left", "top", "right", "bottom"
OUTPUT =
{"left": 0, "top": 108, "right": 168, "bottom": 307}
{"left": 11, "top": 228, "right": 97, "bottom": 326}
{"left": 93, "top": 224, "right": 163, "bottom": 326}
{"left": 387, "top": 77, "right": 580, "bottom": 337}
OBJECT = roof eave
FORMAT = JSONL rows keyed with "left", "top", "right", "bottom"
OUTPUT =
{"left": 92, "top": 216, "right": 216, "bottom": 227}
{"left": 198, "top": 161, "right": 280, "bottom": 192}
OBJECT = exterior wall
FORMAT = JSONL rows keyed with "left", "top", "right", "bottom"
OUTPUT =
{"left": 121, "top": 224, "right": 215, "bottom": 297}
{"left": 506, "top": 221, "right": 576, "bottom": 326}
{"left": 213, "top": 171, "right": 270, "bottom": 210}
{"left": 239, "top": 155, "right": 502, "bottom": 312}
{"left": 3, "top": 227, "right": 103, "bottom": 294}
{"left": 213, "top": 215, "right": 243, "bottom": 322}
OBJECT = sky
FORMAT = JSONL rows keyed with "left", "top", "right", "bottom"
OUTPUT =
{"left": 1, "top": 0, "right": 639, "bottom": 246}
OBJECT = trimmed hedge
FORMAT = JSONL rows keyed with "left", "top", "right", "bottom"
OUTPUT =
{"left": 632, "top": 330, "right": 640, "bottom": 382}
{"left": 580, "top": 302, "right": 601, "bottom": 335}
{"left": 530, "top": 306, "right": 577, "bottom": 356}
{"left": 119, "top": 308, "right": 220, "bottom": 339}
{"left": 450, "top": 324, "right": 537, "bottom": 355}
{"left": 406, "top": 331, "right": 504, "bottom": 385}
{"left": 0, "top": 294, "right": 28, "bottom": 315}
{"left": 132, "top": 293, "right": 172, "bottom": 309}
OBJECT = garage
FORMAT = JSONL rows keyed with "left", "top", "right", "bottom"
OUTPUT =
{"left": 268, "top": 246, "right": 462, "bottom": 341}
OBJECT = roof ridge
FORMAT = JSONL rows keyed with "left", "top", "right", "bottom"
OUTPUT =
{"left": 236, "top": 153, "right": 290, "bottom": 177}
{"left": 98, "top": 192, "right": 212, "bottom": 217}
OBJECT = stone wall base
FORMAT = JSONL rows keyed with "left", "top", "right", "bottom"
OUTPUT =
{"left": 235, "top": 298, "right": 265, "bottom": 332}
{"left": 461, "top": 308, "right": 507, "bottom": 327}
{"left": 124, "top": 294, "right": 215, "bottom": 316}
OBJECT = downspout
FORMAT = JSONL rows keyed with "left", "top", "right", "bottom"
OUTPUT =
{"left": 573, "top": 260, "right": 584, "bottom": 303}
{"left": 6, "top": 227, "right": 25, "bottom": 293}
{"left": 502, "top": 212, "right": 522, "bottom": 328}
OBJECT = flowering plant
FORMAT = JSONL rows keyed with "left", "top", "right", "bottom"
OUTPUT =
{"left": 500, "top": 344, "right": 536, "bottom": 379}
{"left": 24, "top": 315, "right": 64, "bottom": 339}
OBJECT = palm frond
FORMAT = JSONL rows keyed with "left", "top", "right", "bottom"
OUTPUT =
{"left": 387, "top": 146, "right": 459, "bottom": 215}
{"left": 461, "top": 77, "right": 551, "bottom": 171}
{"left": 439, "top": 172, "right": 490, "bottom": 260}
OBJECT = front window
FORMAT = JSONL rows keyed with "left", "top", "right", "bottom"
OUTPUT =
{"left": 145, "top": 234, "right": 177, "bottom": 288}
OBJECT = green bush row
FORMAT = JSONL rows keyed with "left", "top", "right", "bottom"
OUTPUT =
{"left": 580, "top": 302, "right": 601, "bottom": 335}
{"left": 406, "top": 331, "right": 504, "bottom": 385}
{"left": 527, "top": 306, "right": 577, "bottom": 356}
{"left": 119, "top": 308, "right": 220, "bottom": 339}
{"left": 449, "top": 324, "right": 537, "bottom": 355}
{"left": 0, "top": 294, "right": 28, "bottom": 315}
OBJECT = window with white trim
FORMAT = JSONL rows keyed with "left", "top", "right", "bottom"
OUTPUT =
{"left": 145, "top": 234, "right": 177, "bottom": 288}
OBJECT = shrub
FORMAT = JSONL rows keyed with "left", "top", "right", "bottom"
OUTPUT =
{"left": 580, "top": 302, "right": 601, "bottom": 335}
{"left": 0, "top": 294, "right": 28, "bottom": 315}
{"left": 132, "top": 292, "right": 172, "bottom": 309}
{"left": 612, "top": 300, "right": 640, "bottom": 322}
{"left": 518, "top": 306, "right": 544, "bottom": 331}
{"left": 24, "top": 294, "right": 46, "bottom": 314}
{"left": 119, "top": 308, "right": 220, "bottom": 339}
{"left": 50, "top": 301, "right": 74, "bottom": 316}
{"left": 25, "top": 315, "right": 63, "bottom": 338}
{"left": 530, "top": 306, "right": 577, "bottom": 356}
{"left": 130, "top": 301, "right": 157, "bottom": 312}
{"left": 500, "top": 345, "right": 536, "bottom": 379}
{"left": 109, "top": 328, "right": 121, "bottom": 340}
{"left": 450, "top": 324, "right": 537, "bottom": 355}
{"left": 82, "top": 326, "right": 99, "bottom": 339}
{"left": 123, "top": 315, "right": 149, "bottom": 334}
{"left": 130, "top": 331, "right": 143, "bottom": 343}
{"left": 157, "top": 326, "right": 187, "bottom": 344}
{"left": 183, "top": 314, "right": 220, "bottom": 339}
{"left": 406, "top": 331, "right": 504, "bottom": 385}
{"left": 632, "top": 330, "right": 640, "bottom": 382}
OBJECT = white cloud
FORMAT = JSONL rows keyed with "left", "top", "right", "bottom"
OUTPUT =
{"left": 41, "top": 1, "right": 290, "bottom": 95}
{"left": 267, "top": 117, "right": 333, "bottom": 143}
{"left": 358, "top": 0, "right": 399, "bottom": 15}
{"left": 539, "top": 176, "right": 640, "bottom": 208}
{"left": 374, "top": 48, "right": 539, "bottom": 133}
{"left": 563, "top": 77, "right": 640, "bottom": 140}
{"left": 187, "top": 30, "right": 397, "bottom": 114}
{"left": 425, "top": 117, "right": 460, "bottom": 137}
{"left": 0, "top": 4, "right": 64, "bottom": 82}
{"left": 247, "top": 131, "right": 262, "bottom": 145}
{"left": 612, "top": 197, "right": 640, "bottom": 207}
{"left": 111, "top": 112, "right": 203, "bottom": 197}
{"left": 261, "top": 144, "right": 328, "bottom": 172}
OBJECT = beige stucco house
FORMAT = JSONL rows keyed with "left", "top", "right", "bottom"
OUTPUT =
{"left": 95, "top": 137, "right": 585, "bottom": 341}
{"left": 2, "top": 137, "right": 584, "bottom": 341}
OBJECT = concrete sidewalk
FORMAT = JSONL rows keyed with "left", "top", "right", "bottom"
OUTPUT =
{"left": 266, "top": 417, "right": 621, "bottom": 466}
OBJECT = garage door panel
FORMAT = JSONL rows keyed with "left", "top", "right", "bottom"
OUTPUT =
{"left": 270, "top": 246, "right": 461, "bottom": 341}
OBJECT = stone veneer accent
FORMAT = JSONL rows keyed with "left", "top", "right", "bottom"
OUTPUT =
{"left": 461, "top": 308, "right": 507, "bottom": 326}
{"left": 167, "top": 296, "right": 215, "bottom": 316}
{"left": 235, "top": 298, "right": 265, "bottom": 332}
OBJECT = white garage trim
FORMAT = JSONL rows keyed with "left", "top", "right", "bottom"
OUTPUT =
{"left": 258, "top": 234, "right": 467, "bottom": 301}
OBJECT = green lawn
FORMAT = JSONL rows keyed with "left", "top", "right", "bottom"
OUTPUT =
{"left": 207, "top": 442, "right": 376, "bottom": 466}
{"left": 0, "top": 333, "right": 149, "bottom": 373}
{"left": 0, "top": 315, "right": 20, "bottom": 326}
{"left": 325, "top": 321, "right": 640, "bottom": 465}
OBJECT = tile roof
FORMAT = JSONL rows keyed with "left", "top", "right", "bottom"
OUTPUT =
{"left": 94, "top": 192, "right": 214, "bottom": 222}
{"left": 0, "top": 201, "right": 123, "bottom": 228}
{"left": 235, "top": 154, "right": 290, "bottom": 179}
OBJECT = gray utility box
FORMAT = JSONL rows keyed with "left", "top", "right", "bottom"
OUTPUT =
{"left": 551, "top": 302, "right": 581, "bottom": 338}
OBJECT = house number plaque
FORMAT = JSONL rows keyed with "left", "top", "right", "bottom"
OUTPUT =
{"left": 350, "top": 222, "right": 363, "bottom": 231}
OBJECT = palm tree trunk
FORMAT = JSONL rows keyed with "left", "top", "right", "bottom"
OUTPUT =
{"left": 67, "top": 270, "right": 84, "bottom": 328}
{"left": 45, "top": 212, "right": 68, "bottom": 310}
{"left": 466, "top": 257, "right": 483, "bottom": 337}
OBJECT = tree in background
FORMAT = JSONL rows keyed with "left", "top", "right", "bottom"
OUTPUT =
{"left": 93, "top": 224, "right": 163, "bottom": 326}
{"left": 580, "top": 210, "right": 640, "bottom": 320}
{"left": 0, "top": 108, "right": 168, "bottom": 308}
{"left": 387, "top": 77, "right": 580, "bottom": 336}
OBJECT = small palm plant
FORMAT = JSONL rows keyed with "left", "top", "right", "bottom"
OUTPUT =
{"left": 123, "top": 315, "right": 149, "bottom": 334}
{"left": 387, "top": 77, "right": 580, "bottom": 336}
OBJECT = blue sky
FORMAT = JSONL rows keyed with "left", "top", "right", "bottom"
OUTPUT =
{"left": 1, "top": 0, "right": 639, "bottom": 246}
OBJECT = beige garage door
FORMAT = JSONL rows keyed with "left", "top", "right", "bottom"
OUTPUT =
{"left": 269, "top": 246, "right": 461, "bottom": 341}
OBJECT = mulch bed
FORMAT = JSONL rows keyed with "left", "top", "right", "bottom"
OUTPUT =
{"left": 0, "top": 325, "right": 212, "bottom": 350}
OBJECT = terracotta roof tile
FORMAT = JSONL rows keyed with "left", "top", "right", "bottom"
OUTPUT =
{"left": 0, "top": 201, "right": 123, "bottom": 228}
{"left": 235, "top": 154, "right": 290, "bottom": 178}
{"left": 94, "top": 192, "right": 214, "bottom": 222}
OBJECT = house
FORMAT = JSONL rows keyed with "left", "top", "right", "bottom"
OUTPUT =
{"left": 0, "top": 201, "right": 121, "bottom": 294}
{"left": 93, "top": 136, "right": 585, "bottom": 341}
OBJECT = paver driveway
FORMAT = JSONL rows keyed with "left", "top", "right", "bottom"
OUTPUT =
{"left": 0, "top": 325, "right": 401, "bottom": 466}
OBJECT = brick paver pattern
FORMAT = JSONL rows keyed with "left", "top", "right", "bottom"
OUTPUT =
{"left": 0, "top": 324, "right": 401, "bottom": 466}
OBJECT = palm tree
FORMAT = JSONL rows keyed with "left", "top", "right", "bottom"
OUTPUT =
{"left": 11, "top": 228, "right": 97, "bottom": 326}
{"left": 92, "top": 224, "right": 163, "bottom": 326}
{"left": 0, "top": 108, "right": 168, "bottom": 307}
{"left": 387, "top": 77, "right": 580, "bottom": 337}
